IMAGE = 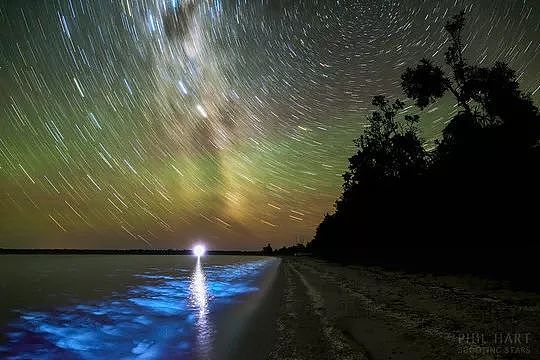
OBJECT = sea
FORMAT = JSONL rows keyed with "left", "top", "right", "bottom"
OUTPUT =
{"left": 0, "top": 255, "right": 280, "bottom": 359}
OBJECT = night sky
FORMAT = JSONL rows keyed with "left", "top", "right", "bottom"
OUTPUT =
{"left": 1, "top": 0, "right": 539, "bottom": 249}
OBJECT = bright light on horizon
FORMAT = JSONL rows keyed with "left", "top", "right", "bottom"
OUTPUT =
{"left": 193, "top": 244, "right": 206, "bottom": 257}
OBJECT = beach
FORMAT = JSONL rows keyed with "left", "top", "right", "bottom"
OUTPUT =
{"left": 265, "top": 257, "right": 540, "bottom": 360}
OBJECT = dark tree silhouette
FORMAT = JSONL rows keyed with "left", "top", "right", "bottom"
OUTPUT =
{"left": 261, "top": 243, "right": 273, "bottom": 255}
{"left": 273, "top": 242, "right": 307, "bottom": 256}
{"left": 308, "top": 11, "right": 539, "bottom": 277}
{"left": 401, "top": 11, "right": 540, "bottom": 149}
{"left": 337, "top": 95, "right": 427, "bottom": 216}
{"left": 401, "top": 10, "right": 540, "bottom": 243}
{"left": 309, "top": 95, "right": 427, "bottom": 260}
{"left": 341, "top": 96, "right": 426, "bottom": 190}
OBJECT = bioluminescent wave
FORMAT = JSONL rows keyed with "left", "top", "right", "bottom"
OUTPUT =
{"left": 0, "top": 258, "right": 276, "bottom": 359}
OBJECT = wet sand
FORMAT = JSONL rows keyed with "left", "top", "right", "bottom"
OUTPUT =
{"left": 216, "top": 257, "right": 283, "bottom": 360}
{"left": 264, "top": 257, "right": 540, "bottom": 360}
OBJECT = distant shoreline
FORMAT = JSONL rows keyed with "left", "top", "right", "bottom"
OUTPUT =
{"left": 0, "top": 249, "right": 263, "bottom": 256}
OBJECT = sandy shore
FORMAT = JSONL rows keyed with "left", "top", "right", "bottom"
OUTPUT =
{"left": 264, "top": 257, "right": 540, "bottom": 360}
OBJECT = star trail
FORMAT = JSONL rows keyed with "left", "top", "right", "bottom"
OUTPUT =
{"left": 1, "top": 0, "right": 539, "bottom": 249}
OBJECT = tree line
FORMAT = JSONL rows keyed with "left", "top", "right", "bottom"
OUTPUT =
{"left": 304, "top": 12, "right": 540, "bottom": 279}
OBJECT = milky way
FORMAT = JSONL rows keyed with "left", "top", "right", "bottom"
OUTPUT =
{"left": 1, "top": 0, "right": 539, "bottom": 249}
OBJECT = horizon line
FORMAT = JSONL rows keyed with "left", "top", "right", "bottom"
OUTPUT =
{"left": 0, "top": 248, "right": 265, "bottom": 254}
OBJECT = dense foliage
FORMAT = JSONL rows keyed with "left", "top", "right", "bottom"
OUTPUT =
{"left": 307, "top": 12, "right": 540, "bottom": 275}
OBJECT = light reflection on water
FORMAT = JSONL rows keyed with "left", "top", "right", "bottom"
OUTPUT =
{"left": 190, "top": 258, "right": 211, "bottom": 358}
{"left": 0, "top": 257, "right": 274, "bottom": 360}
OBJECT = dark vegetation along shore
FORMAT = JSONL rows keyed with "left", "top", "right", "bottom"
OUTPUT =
{"left": 273, "top": 12, "right": 539, "bottom": 286}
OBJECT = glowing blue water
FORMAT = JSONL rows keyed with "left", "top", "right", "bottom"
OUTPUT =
{"left": 0, "top": 256, "right": 276, "bottom": 360}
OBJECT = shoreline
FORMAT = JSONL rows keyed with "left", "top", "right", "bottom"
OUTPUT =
{"left": 221, "top": 258, "right": 284, "bottom": 360}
